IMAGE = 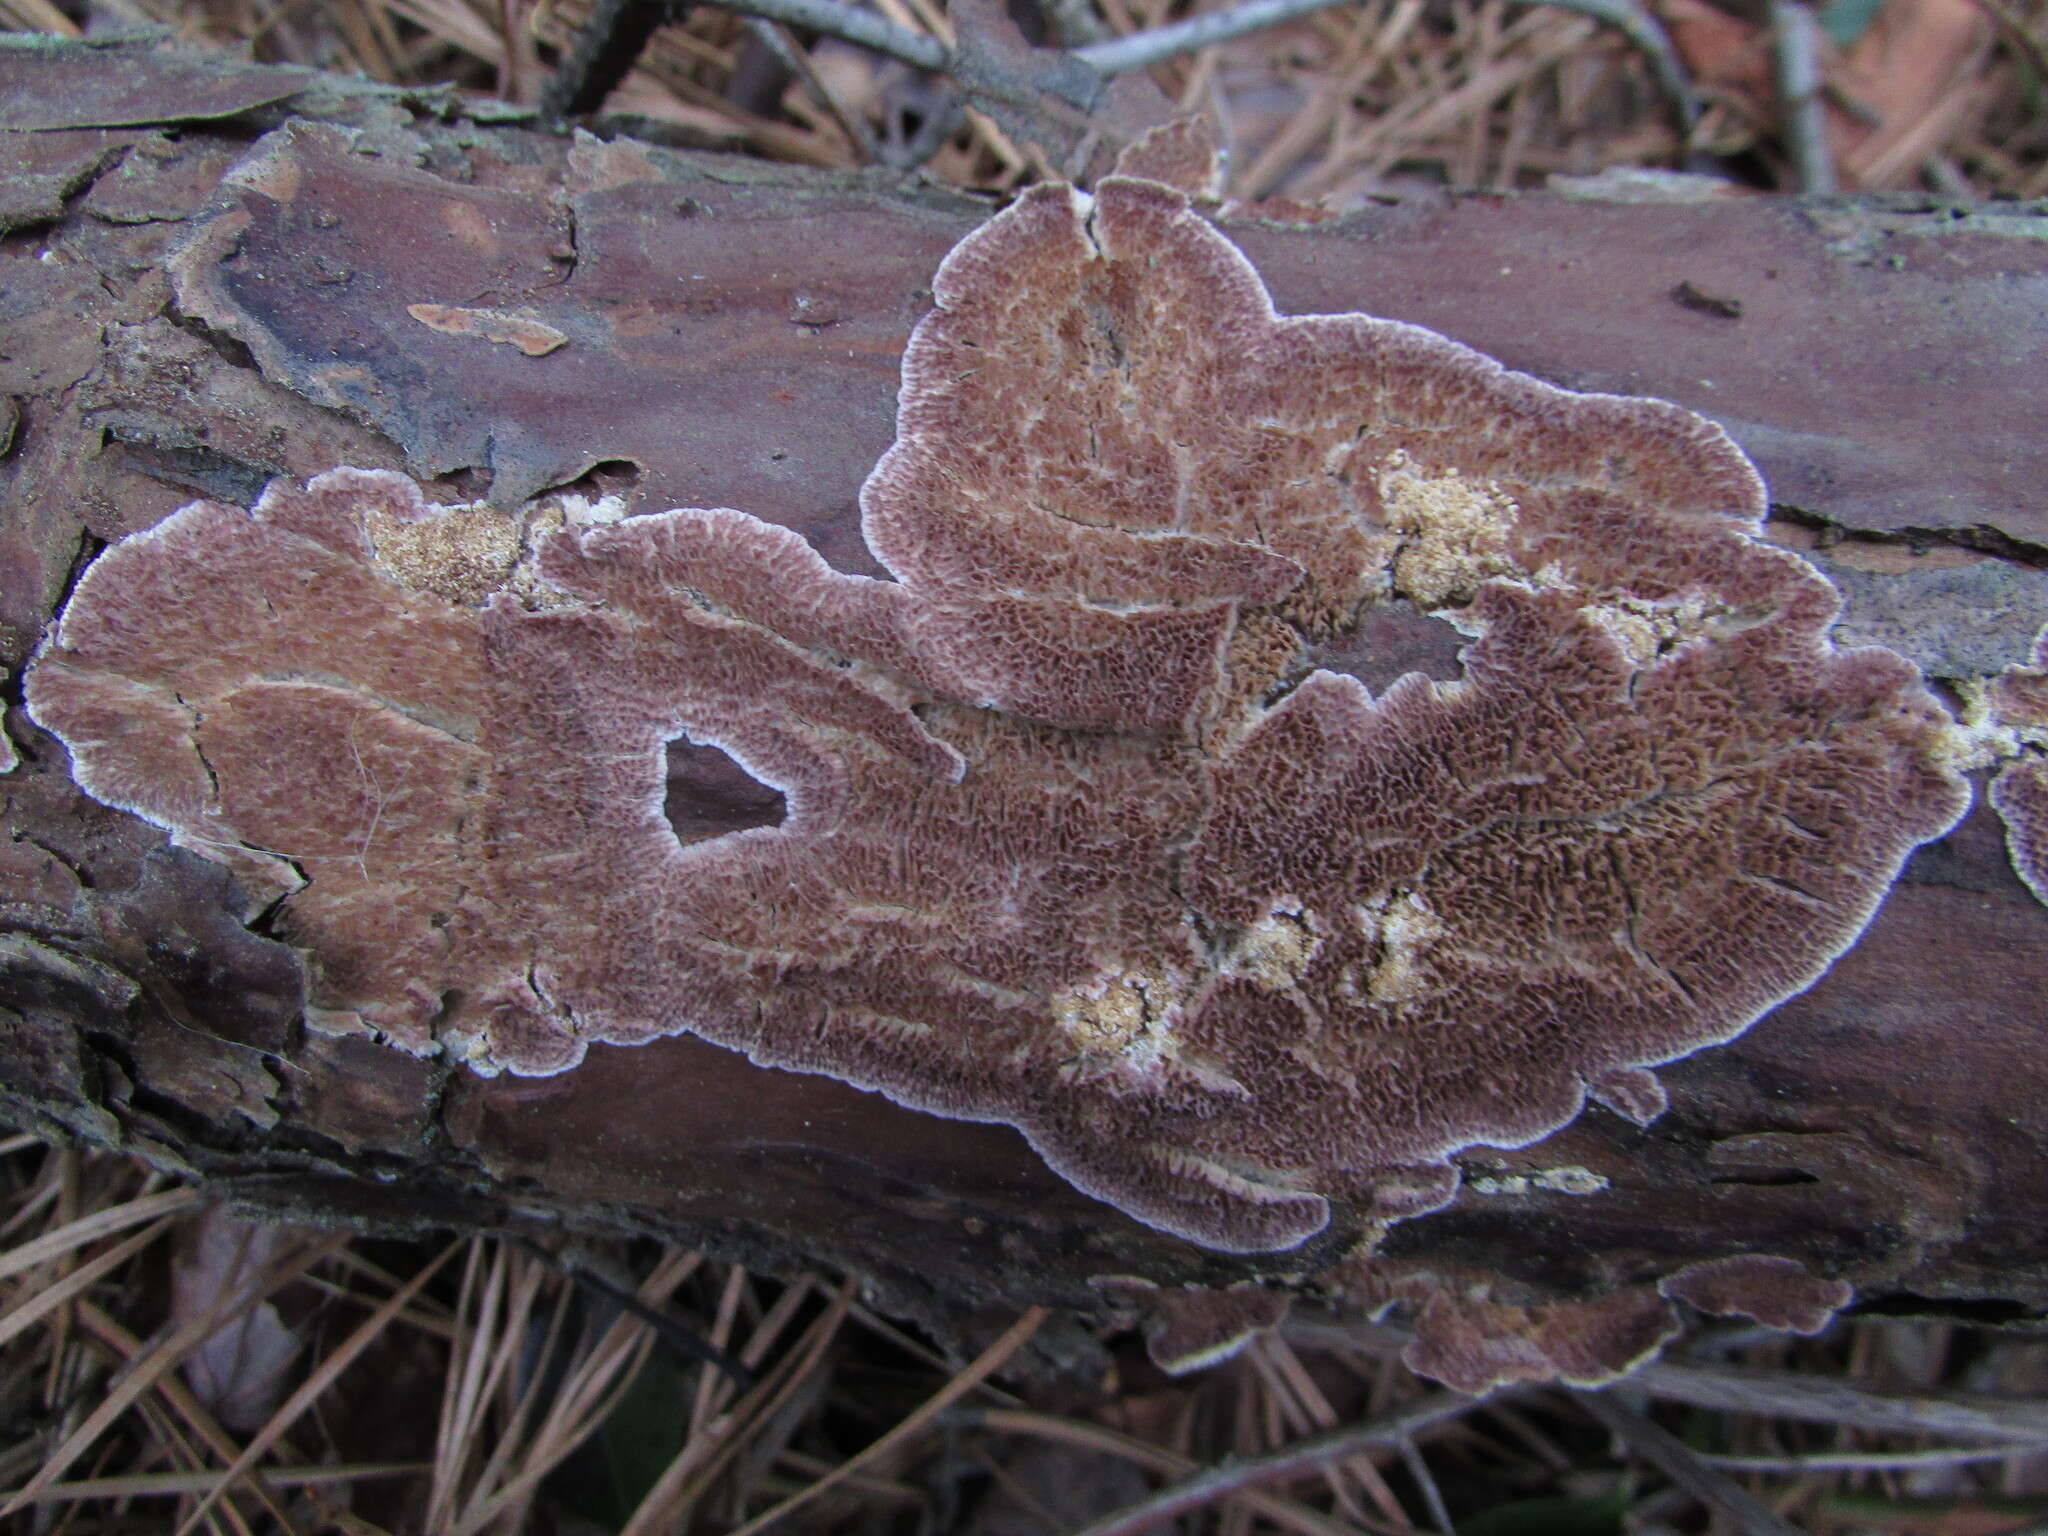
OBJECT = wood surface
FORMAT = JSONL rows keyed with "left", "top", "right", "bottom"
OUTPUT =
{"left": 2, "top": 35, "right": 2043, "bottom": 1350}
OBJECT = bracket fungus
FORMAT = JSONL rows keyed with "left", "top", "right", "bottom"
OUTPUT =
{"left": 27, "top": 175, "right": 1969, "bottom": 1254}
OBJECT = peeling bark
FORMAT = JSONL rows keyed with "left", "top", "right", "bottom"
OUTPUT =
{"left": 1, "top": 37, "right": 2044, "bottom": 1353}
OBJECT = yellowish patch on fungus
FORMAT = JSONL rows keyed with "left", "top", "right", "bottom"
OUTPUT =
{"left": 1576, "top": 593, "right": 1712, "bottom": 668}
{"left": 1362, "top": 891, "right": 1442, "bottom": 1004}
{"left": 1053, "top": 969, "right": 1184, "bottom": 1061}
{"left": 1379, "top": 455, "right": 1518, "bottom": 608}
{"left": 1221, "top": 901, "right": 1322, "bottom": 991}
{"left": 1936, "top": 671, "right": 2047, "bottom": 775}
{"left": 366, "top": 502, "right": 522, "bottom": 606}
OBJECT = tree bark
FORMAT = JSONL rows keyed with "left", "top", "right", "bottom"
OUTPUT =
{"left": 2, "top": 35, "right": 2044, "bottom": 1351}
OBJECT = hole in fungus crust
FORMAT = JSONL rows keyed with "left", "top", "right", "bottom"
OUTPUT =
{"left": 663, "top": 735, "right": 788, "bottom": 846}
{"left": 25, "top": 175, "right": 1971, "bottom": 1254}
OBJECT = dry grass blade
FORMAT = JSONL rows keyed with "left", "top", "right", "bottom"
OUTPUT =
{"left": 431, "top": 1246, "right": 566, "bottom": 1528}
{"left": 0, "top": 1228, "right": 347, "bottom": 1518}
{"left": 1, "top": 1461, "right": 427, "bottom": 1504}
{"left": 447, "top": 1244, "right": 702, "bottom": 1535}
{"left": 172, "top": 1235, "right": 463, "bottom": 1536}
{"left": 0, "top": 1212, "right": 179, "bottom": 1350}
{"left": 964, "top": 1407, "right": 1362, "bottom": 1536}
{"left": 1703, "top": 1445, "right": 2048, "bottom": 1473}
{"left": 1247, "top": 1335, "right": 1408, "bottom": 1528}
{"left": 1632, "top": 1358, "right": 2048, "bottom": 1445}
{"left": 0, "top": 0, "right": 79, "bottom": 32}
{"left": 127, "top": 1390, "right": 262, "bottom": 1536}
{"left": 1398, "top": 1435, "right": 1454, "bottom": 1534}
{"left": 0, "top": 1186, "right": 200, "bottom": 1283}
{"left": 425, "top": 1237, "right": 512, "bottom": 1530}
{"left": 1073, "top": 1389, "right": 1493, "bottom": 1536}
{"left": 724, "top": 1304, "right": 1050, "bottom": 1536}
{"left": 618, "top": 1274, "right": 851, "bottom": 1534}
{"left": 1289, "top": 1314, "right": 2048, "bottom": 1447}
{"left": 1575, "top": 1389, "right": 1806, "bottom": 1536}
{"left": 70, "top": 1297, "right": 307, "bottom": 1533}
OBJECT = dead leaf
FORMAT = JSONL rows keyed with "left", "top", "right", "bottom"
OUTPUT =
{"left": 1831, "top": 0, "right": 1992, "bottom": 187}
{"left": 172, "top": 1208, "right": 306, "bottom": 1434}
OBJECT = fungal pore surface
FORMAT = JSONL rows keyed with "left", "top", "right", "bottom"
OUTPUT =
{"left": 27, "top": 177, "right": 1970, "bottom": 1252}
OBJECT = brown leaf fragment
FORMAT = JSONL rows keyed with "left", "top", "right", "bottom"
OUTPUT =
{"left": 406, "top": 303, "right": 569, "bottom": 357}
{"left": 1830, "top": 0, "right": 1991, "bottom": 189}
{"left": 172, "top": 1209, "right": 306, "bottom": 1434}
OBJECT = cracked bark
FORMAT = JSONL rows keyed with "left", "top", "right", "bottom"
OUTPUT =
{"left": 1, "top": 37, "right": 2044, "bottom": 1351}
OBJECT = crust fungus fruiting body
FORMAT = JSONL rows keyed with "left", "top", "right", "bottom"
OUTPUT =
{"left": 1658, "top": 1255, "right": 1853, "bottom": 1335}
{"left": 1093, "top": 1277, "right": 1294, "bottom": 1374}
{"left": 1331, "top": 1258, "right": 1683, "bottom": 1395}
{"left": 1988, "top": 626, "right": 2048, "bottom": 904}
{"left": 27, "top": 176, "right": 1969, "bottom": 1255}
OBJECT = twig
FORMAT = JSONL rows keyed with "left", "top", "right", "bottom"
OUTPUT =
{"left": 890, "top": 90, "right": 967, "bottom": 170}
{"left": 951, "top": 1407, "right": 1359, "bottom": 1536}
{"left": 515, "top": 1238, "right": 757, "bottom": 1389}
{"left": 1072, "top": 1389, "right": 1495, "bottom": 1536}
{"left": 742, "top": 15, "right": 884, "bottom": 160}
{"left": 1076, "top": 0, "right": 1359, "bottom": 72}
{"left": 1399, "top": 1436, "right": 1455, "bottom": 1534}
{"left": 1541, "top": 0, "right": 1696, "bottom": 123}
{"left": 1771, "top": 0, "right": 1836, "bottom": 192}
{"left": 1575, "top": 1391, "right": 1807, "bottom": 1536}
{"left": 1638, "top": 1359, "right": 2048, "bottom": 1446}
{"left": 1075, "top": 0, "right": 1692, "bottom": 128}
{"left": 702, "top": 0, "right": 946, "bottom": 70}
{"left": 1967, "top": 0, "right": 2048, "bottom": 85}
{"left": 1038, "top": 0, "right": 1111, "bottom": 48}
{"left": 1703, "top": 1445, "right": 2048, "bottom": 1474}
{"left": 542, "top": 0, "right": 687, "bottom": 118}
{"left": 1286, "top": 1314, "right": 2048, "bottom": 1448}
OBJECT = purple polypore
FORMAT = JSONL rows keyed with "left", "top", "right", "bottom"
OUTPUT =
{"left": 28, "top": 176, "right": 1968, "bottom": 1253}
